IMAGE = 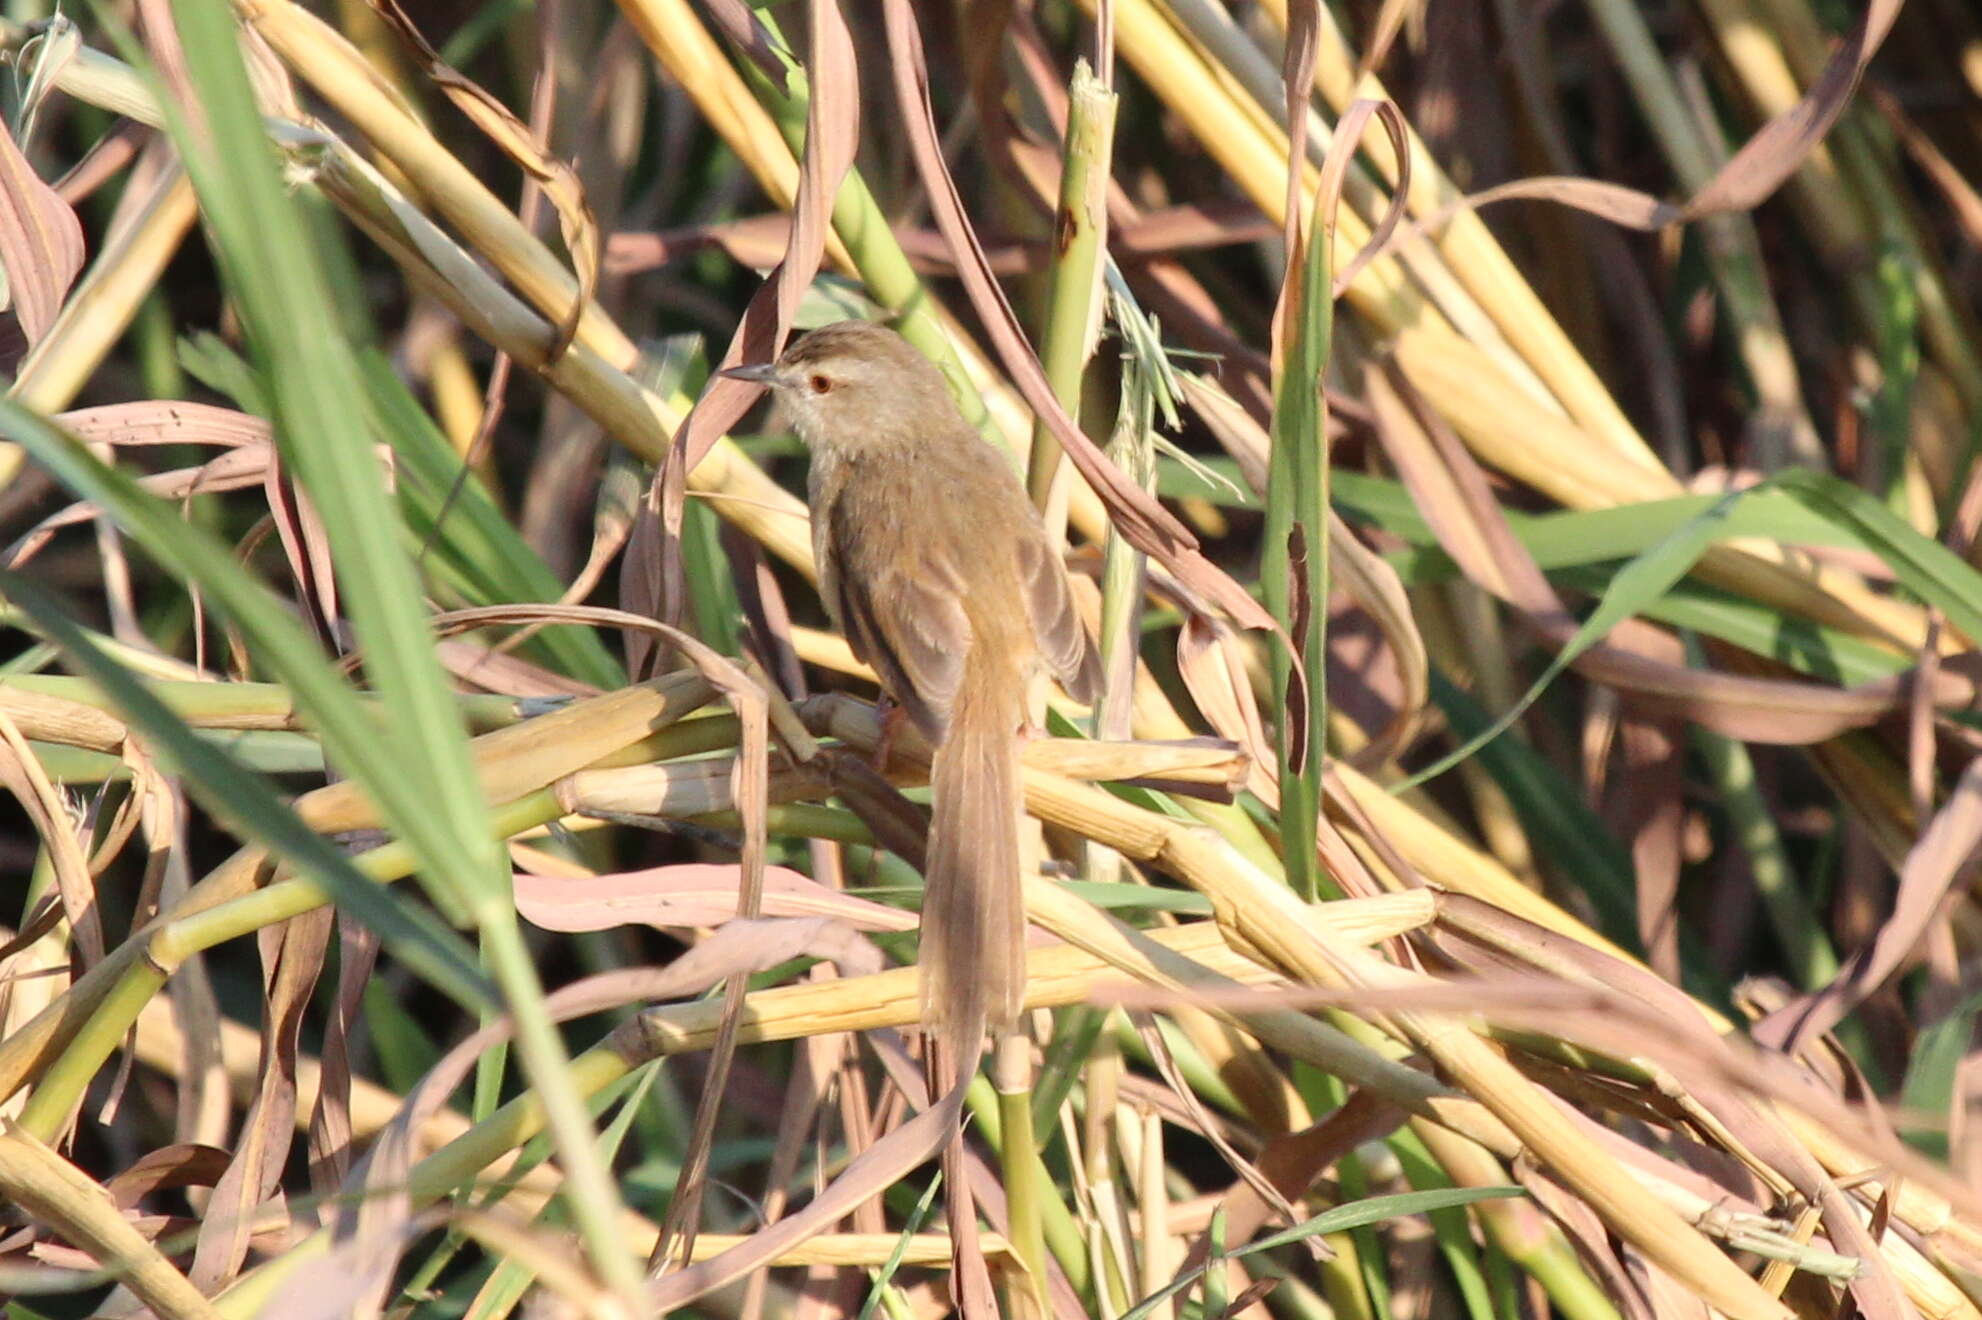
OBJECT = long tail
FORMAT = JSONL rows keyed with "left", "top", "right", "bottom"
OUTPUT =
{"left": 922, "top": 651, "right": 1026, "bottom": 1079}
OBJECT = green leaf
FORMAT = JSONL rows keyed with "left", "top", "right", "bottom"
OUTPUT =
{"left": 1262, "top": 184, "right": 1334, "bottom": 900}
{"left": 857, "top": 1172, "right": 944, "bottom": 1320}
{"left": 1388, "top": 1131, "right": 1500, "bottom": 1320}
{"left": 1899, "top": 989, "right": 1982, "bottom": 1160}
{"left": 359, "top": 354, "right": 621, "bottom": 689}
{"left": 364, "top": 977, "right": 446, "bottom": 1095}
{"left": 1771, "top": 467, "right": 1982, "bottom": 643}
{"left": 164, "top": 0, "right": 503, "bottom": 917}
{"left": 1398, "top": 489, "right": 1746, "bottom": 791}
{"left": 1120, "top": 1187, "right": 1525, "bottom": 1320}
{"left": 0, "top": 568, "right": 490, "bottom": 1006}
{"left": 1052, "top": 879, "right": 1213, "bottom": 915}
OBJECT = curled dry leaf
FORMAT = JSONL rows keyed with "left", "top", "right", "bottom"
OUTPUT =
{"left": 1756, "top": 756, "right": 1982, "bottom": 1054}
{"left": 0, "top": 706, "right": 104, "bottom": 969}
{"left": 0, "top": 108, "right": 85, "bottom": 347}
{"left": 1181, "top": 370, "right": 1429, "bottom": 765}
{"left": 104, "top": 1142, "right": 233, "bottom": 1208}
{"left": 1175, "top": 613, "right": 1280, "bottom": 810}
{"left": 1322, "top": 100, "right": 1412, "bottom": 299}
{"left": 1327, "top": 509, "right": 1427, "bottom": 768}
{"left": 190, "top": 906, "right": 331, "bottom": 1292}
{"left": 54, "top": 400, "right": 273, "bottom": 449}
{"left": 1678, "top": 0, "right": 1902, "bottom": 219}
{"left": 668, "top": 0, "right": 858, "bottom": 477}
{"left": 263, "top": 454, "right": 340, "bottom": 647}
{"left": 308, "top": 915, "right": 378, "bottom": 1197}
{"left": 10, "top": 402, "right": 277, "bottom": 564}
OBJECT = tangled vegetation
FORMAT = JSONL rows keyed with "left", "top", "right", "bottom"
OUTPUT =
{"left": 2, "top": 0, "right": 1981, "bottom": 1317}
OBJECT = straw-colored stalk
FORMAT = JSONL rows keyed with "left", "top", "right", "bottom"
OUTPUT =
{"left": 210, "top": 919, "right": 1313, "bottom": 1312}
{"left": 797, "top": 680, "right": 1784, "bottom": 1310}
{"left": 610, "top": 0, "right": 853, "bottom": 272}
{"left": 1162, "top": 0, "right": 1586, "bottom": 445}
{"left": 0, "top": 674, "right": 718, "bottom": 1106}
{"left": 0, "top": 1122, "right": 222, "bottom": 1319}
{"left": 1093, "top": 0, "right": 1950, "bottom": 657}
{"left": 2, "top": 673, "right": 524, "bottom": 744}
{"left": 1700, "top": 0, "right": 1982, "bottom": 413}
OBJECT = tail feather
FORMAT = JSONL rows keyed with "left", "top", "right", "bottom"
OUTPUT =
{"left": 922, "top": 655, "right": 1025, "bottom": 1076}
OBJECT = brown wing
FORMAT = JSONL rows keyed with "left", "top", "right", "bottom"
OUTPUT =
{"left": 1017, "top": 532, "right": 1101, "bottom": 704}
{"left": 826, "top": 491, "right": 971, "bottom": 741}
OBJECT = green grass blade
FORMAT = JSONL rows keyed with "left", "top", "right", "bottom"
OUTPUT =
{"left": 0, "top": 569, "right": 490, "bottom": 1004}
{"left": 1899, "top": 989, "right": 1982, "bottom": 1160}
{"left": 360, "top": 355, "right": 621, "bottom": 690}
{"left": 1120, "top": 1187, "right": 1524, "bottom": 1320}
{"left": 157, "top": 1, "right": 642, "bottom": 1297}
{"left": 163, "top": 0, "right": 502, "bottom": 917}
{"left": 1772, "top": 467, "right": 1982, "bottom": 642}
{"left": 1398, "top": 491, "right": 1745, "bottom": 790}
{"left": 1263, "top": 186, "right": 1334, "bottom": 900}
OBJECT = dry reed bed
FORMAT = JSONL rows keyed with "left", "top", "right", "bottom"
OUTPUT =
{"left": 0, "top": 0, "right": 1978, "bottom": 1317}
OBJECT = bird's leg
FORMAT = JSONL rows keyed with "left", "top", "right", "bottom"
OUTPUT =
{"left": 871, "top": 692, "right": 908, "bottom": 774}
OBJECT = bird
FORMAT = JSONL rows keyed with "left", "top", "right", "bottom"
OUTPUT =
{"left": 721, "top": 320, "right": 1102, "bottom": 1073}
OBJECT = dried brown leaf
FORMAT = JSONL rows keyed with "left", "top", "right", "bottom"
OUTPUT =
{"left": 1329, "top": 510, "right": 1427, "bottom": 768}
{"left": 54, "top": 400, "right": 272, "bottom": 449}
{"left": 0, "top": 111, "right": 84, "bottom": 347}
{"left": 53, "top": 120, "right": 150, "bottom": 207}
{"left": 105, "top": 1143, "right": 232, "bottom": 1208}
{"left": 1757, "top": 755, "right": 1982, "bottom": 1054}
{"left": 191, "top": 907, "right": 331, "bottom": 1291}
{"left": 1175, "top": 614, "right": 1280, "bottom": 810}
{"left": 1679, "top": 0, "right": 1901, "bottom": 219}
{"left": 649, "top": 1076, "right": 968, "bottom": 1313}
{"left": 263, "top": 458, "right": 340, "bottom": 649}
{"left": 1353, "top": 0, "right": 1902, "bottom": 274}
{"left": 307, "top": 915, "right": 378, "bottom": 1198}
{"left": 8, "top": 444, "right": 271, "bottom": 568}
{"left": 1609, "top": 715, "right": 1684, "bottom": 982}
{"left": 1324, "top": 100, "right": 1411, "bottom": 298}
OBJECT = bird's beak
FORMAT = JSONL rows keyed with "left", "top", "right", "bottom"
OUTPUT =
{"left": 718, "top": 362, "right": 786, "bottom": 387}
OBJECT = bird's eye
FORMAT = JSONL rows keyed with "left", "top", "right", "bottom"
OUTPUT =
{"left": 809, "top": 373, "right": 834, "bottom": 394}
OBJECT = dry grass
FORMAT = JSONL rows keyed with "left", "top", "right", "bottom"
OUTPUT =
{"left": 2, "top": 0, "right": 1981, "bottom": 1317}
